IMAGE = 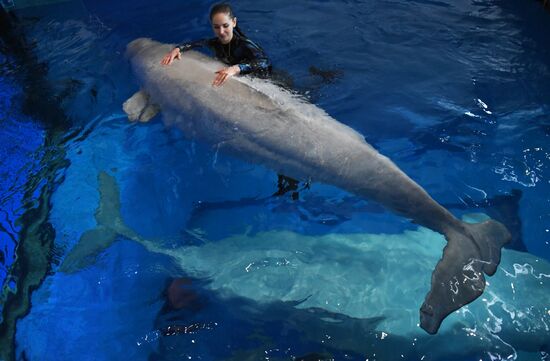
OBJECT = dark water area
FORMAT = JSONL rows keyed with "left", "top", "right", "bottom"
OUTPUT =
{"left": 0, "top": 34, "right": 46, "bottom": 318}
{"left": 1, "top": 0, "right": 549, "bottom": 360}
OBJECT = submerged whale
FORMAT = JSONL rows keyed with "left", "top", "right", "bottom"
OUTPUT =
{"left": 122, "top": 38, "right": 511, "bottom": 334}
{"left": 59, "top": 172, "right": 549, "bottom": 361}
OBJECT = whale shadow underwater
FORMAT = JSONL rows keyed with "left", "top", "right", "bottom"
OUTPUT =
{"left": 61, "top": 172, "right": 549, "bottom": 360}
{"left": 79, "top": 38, "right": 515, "bottom": 334}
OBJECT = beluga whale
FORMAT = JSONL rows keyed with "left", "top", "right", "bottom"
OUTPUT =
{"left": 123, "top": 37, "right": 511, "bottom": 334}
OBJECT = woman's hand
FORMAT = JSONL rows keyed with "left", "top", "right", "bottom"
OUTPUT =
{"left": 161, "top": 48, "right": 181, "bottom": 66}
{"left": 212, "top": 65, "right": 240, "bottom": 87}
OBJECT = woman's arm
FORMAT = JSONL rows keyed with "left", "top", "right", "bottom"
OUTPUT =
{"left": 237, "top": 38, "right": 271, "bottom": 75}
{"left": 175, "top": 38, "right": 214, "bottom": 53}
{"left": 161, "top": 38, "right": 216, "bottom": 66}
{"left": 212, "top": 38, "right": 271, "bottom": 86}
{"left": 212, "top": 65, "right": 241, "bottom": 87}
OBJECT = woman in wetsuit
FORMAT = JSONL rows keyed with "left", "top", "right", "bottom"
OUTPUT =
{"left": 161, "top": 3, "right": 271, "bottom": 87}
{"left": 161, "top": 3, "right": 301, "bottom": 197}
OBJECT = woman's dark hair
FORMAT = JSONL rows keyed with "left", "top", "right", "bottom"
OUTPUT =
{"left": 209, "top": 2, "right": 247, "bottom": 38}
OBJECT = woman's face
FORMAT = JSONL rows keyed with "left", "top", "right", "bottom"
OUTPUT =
{"left": 211, "top": 12, "right": 237, "bottom": 44}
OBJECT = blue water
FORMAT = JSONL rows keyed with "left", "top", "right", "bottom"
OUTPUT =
{"left": 1, "top": 0, "right": 550, "bottom": 360}
{"left": 0, "top": 44, "right": 46, "bottom": 312}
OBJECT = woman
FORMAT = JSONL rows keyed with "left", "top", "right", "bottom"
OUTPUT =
{"left": 161, "top": 3, "right": 271, "bottom": 87}
{"left": 161, "top": 3, "right": 301, "bottom": 197}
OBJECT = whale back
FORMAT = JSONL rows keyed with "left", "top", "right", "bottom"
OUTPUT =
{"left": 125, "top": 38, "right": 378, "bottom": 183}
{"left": 126, "top": 38, "right": 368, "bottom": 150}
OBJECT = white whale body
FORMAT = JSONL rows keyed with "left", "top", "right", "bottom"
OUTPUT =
{"left": 120, "top": 37, "right": 512, "bottom": 334}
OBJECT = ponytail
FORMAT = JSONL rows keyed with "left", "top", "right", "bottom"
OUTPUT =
{"left": 234, "top": 24, "right": 247, "bottom": 38}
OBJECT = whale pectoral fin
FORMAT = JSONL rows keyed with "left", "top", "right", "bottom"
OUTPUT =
{"left": 123, "top": 90, "right": 149, "bottom": 121}
{"left": 123, "top": 90, "right": 159, "bottom": 122}
{"left": 138, "top": 102, "right": 160, "bottom": 123}
{"left": 420, "top": 220, "right": 510, "bottom": 334}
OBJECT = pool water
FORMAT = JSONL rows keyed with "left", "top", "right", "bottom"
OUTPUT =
{"left": 1, "top": 0, "right": 549, "bottom": 360}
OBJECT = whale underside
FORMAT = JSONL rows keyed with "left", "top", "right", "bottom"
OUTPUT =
{"left": 115, "top": 38, "right": 513, "bottom": 334}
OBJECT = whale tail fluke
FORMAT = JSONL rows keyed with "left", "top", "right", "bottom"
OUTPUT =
{"left": 466, "top": 220, "right": 510, "bottom": 276}
{"left": 59, "top": 227, "right": 117, "bottom": 273}
{"left": 123, "top": 90, "right": 160, "bottom": 123}
{"left": 420, "top": 219, "right": 511, "bottom": 334}
{"left": 59, "top": 172, "right": 139, "bottom": 273}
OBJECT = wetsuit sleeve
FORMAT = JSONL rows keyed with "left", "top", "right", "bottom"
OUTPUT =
{"left": 237, "top": 39, "right": 271, "bottom": 75}
{"left": 176, "top": 38, "right": 216, "bottom": 52}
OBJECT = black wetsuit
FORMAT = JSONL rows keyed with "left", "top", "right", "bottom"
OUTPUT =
{"left": 176, "top": 32, "right": 271, "bottom": 76}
